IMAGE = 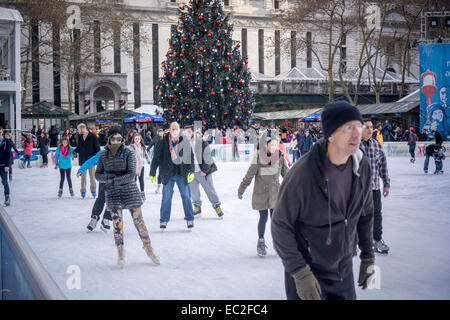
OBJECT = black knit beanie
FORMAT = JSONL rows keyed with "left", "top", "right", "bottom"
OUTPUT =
{"left": 108, "top": 125, "right": 123, "bottom": 137}
{"left": 321, "top": 101, "right": 363, "bottom": 139}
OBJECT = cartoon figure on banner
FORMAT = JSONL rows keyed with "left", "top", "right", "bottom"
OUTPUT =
{"left": 420, "top": 69, "right": 449, "bottom": 138}
{"left": 427, "top": 103, "right": 448, "bottom": 138}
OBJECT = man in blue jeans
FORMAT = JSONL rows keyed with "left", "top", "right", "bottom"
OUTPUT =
{"left": 150, "top": 122, "right": 195, "bottom": 230}
{"left": 0, "top": 127, "right": 12, "bottom": 206}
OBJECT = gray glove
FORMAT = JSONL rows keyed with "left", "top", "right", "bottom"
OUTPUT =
{"left": 358, "top": 258, "right": 375, "bottom": 289}
{"left": 238, "top": 192, "right": 243, "bottom": 200}
{"left": 292, "top": 265, "right": 322, "bottom": 300}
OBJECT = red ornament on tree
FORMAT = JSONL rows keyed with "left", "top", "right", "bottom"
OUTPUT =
{"left": 205, "top": 68, "right": 210, "bottom": 73}
{"left": 207, "top": 33, "right": 212, "bottom": 37}
{"left": 180, "top": 53, "right": 184, "bottom": 57}
{"left": 210, "top": 92, "right": 215, "bottom": 96}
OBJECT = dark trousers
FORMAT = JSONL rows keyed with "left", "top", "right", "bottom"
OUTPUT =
{"left": 409, "top": 144, "right": 416, "bottom": 159}
{"left": 91, "top": 182, "right": 111, "bottom": 221}
{"left": 233, "top": 144, "right": 239, "bottom": 160}
{"left": 41, "top": 153, "right": 48, "bottom": 165}
{"left": 373, "top": 189, "right": 383, "bottom": 241}
{"left": 258, "top": 209, "right": 273, "bottom": 239}
{"left": 284, "top": 269, "right": 356, "bottom": 300}
{"left": 135, "top": 167, "right": 145, "bottom": 192}
{"left": 0, "top": 166, "right": 9, "bottom": 196}
{"left": 292, "top": 150, "right": 299, "bottom": 163}
{"left": 59, "top": 168, "right": 73, "bottom": 189}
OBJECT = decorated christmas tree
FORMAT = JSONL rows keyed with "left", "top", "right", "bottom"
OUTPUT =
{"left": 157, "top": 0, "right": 255, "bottom": 128}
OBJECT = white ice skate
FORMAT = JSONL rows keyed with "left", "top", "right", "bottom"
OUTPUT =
{"left": 117, "top": 245, "right": 125, "bottom": 268}
{"left": 144, "top": 245, "right": 160, "bottom": 265}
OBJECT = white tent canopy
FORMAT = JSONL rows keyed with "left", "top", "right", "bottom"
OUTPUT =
{"left": 134, "top": 104, "right": 162, "bottom": 115}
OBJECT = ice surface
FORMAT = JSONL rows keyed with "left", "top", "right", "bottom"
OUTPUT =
{"left": 5, "top": 157, "right": 450, "bottom": 300}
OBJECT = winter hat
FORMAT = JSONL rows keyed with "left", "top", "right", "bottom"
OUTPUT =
{"left": 108, "top": 125, "right": 123, "bottom": 137}
{"left": 321, "top": 101, "right": 363, "bottom": 139}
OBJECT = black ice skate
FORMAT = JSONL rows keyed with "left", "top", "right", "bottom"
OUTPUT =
{"left": 100, "top": 219, "right": 111, "bottom": 232}
{"left": 214, "top": 205, "right": 224, "bottom": 219}
{"left": 374, "top": 239, "right": 389, "bottom": 254}
{"left": 186, "top": 220, "right": 194, "bottom": 230}
{"left": 87, "top": 218, "right": 98, "bottom": 231}
{"left": 160, "top": 221, "right": 168, "bottom": 230}
{"left": 193, "top": 205, "right": 202, "bottom": 217}
{"left": 257, "top": 238, "right": 267, "bottom": 257}
{"left": 4, "top": 195, "right": 10, "bottom": 206}
{"left": 57, "top": 188, "right": 63, "bottom": 199}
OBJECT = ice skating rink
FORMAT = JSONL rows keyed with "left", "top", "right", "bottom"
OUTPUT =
{"left": 5, "top": 157, "right": 450, "bottom": 300}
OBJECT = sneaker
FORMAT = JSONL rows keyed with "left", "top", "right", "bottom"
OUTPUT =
{"left": 374, "top": 239, "right": 389, "bottom": 254}
{"left": 81, "top": 192, "right": 86, "bottom": 199}
{"left": 87, "top": 218, "right": 98, "bottom": 231}
{"left": 155, "top": 185, "right": 161, "bottom": 194}
{"left": 92, "top": 192, "right": 97, "bottom": 198}
{"left": 141, "top": 191, "right": 146, "bottom": 201}
{"left": 214, "top": 205, "right": 224, "bottom": 219}
{"left": 193, "top": 205, "right": 202, "bottom": 216}
{"left": 4, "top": 195, "right": 10, "bottom": 206}
{"left": 144, "top": 245, "right": 160, "bottom": 265}
{"left": 57, "top": 188, "right": 63, "bottom": 199}
{"left": 160, "top": 221, "right": 168, "bottom": 230}
{"left": 100, "top": 219, "right": 111, "bottom": 232}
{"left": 424, "top": 170, "right": 428, "bottom": 174}
{"left": 117, "top": 245, "right": 125, "bottom": 268}
{"left": 186, "top": 220, "right": 194, "bottom": 230}
{"left": 257, "top": 238, "right": 267, "bottom": 257}
{"left": 69, "top": 188, "right": 75, "bottom": 197}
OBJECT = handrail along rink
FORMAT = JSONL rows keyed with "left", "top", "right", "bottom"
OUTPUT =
{"left": 0, "top": 206, "right": 66, "bottom": 300}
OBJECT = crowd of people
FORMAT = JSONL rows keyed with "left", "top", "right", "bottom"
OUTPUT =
{"left": 0, "top": 103, "right": 447, "bottom": 300}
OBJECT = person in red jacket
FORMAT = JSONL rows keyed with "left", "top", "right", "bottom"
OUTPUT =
{"left": 20, "top": 133, "right": 35, "bottom": 168}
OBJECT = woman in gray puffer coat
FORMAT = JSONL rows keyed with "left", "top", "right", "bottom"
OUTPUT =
{"left": 95, "top": 126, "right": 159, "bottom": 268}
{"left": 238, "top": 136, "right": 289, "bottom": 257}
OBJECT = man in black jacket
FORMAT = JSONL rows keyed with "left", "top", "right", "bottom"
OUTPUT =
{"left": 0, "top": 127, "right": 12, "bottom": 206}
{"left": 432, "top": 130, "right": 443, "bottom": 146}
{"left": 272, "top": 101, "right": 375, "bottom": 300}
{"left": 184, "top": 125, "right": 223, "bottom": 218}
{"left": 150, "top": 122, "right": 195, "bottom": 230}
{"left": 74, "top": 123, "right": 100, "bottom": 198}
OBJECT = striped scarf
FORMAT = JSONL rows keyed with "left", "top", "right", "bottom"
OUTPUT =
{"left": 168, "top": 134, "right": 180, "bottom": 161}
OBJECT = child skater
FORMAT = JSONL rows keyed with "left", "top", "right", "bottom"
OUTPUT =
{"left": 54, "top": 137, "right": 75, "bottom": 198}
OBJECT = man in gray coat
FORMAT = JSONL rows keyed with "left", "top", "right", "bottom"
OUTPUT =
{"left": 271, "top": 101, "right": 375, "bottom": 300}
{"left": 184, "top": 125, "right": 224, "bottom": 218}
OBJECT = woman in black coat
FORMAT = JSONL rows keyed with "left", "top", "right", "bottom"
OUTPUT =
{"left": 37, "top": 132, "right": 50, "bottom": 167}
{"left": 95, "top": 126, "right": 159, "bottom": 268}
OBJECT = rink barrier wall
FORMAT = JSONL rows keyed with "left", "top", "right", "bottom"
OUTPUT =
{"left": 11, "top": 142, "right": 450, "bottom": 167}
{"left": 0, "top": 207, "right": 67, "bottom": 300}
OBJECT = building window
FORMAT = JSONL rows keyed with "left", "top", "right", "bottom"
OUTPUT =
{"left": 241, "top": 28, "right": 247, "bottom": 58}
{"left": 258, "top": 29, "right": 264, "bottom": 74}
{"left": 224, "top": 0, "right": 229, "bottom": 6}
{"left": 0, "top": 22, "right": 14, "bottom": 81}
{"left": 340, "top": 34, "right": 347, "bottom": 74}
{"left": 291, "top": 31, "right": 296, "bottom": 68}
{"left": 274, "top": 1, "right": 280, "bottom": 10}
{"left": 306, "top": 31, "right": 312, "bottom": 68}
{"left": 275, "top": 30, "right": 280, "bottom": 75}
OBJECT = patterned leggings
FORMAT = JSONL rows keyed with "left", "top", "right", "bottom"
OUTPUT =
{"left": 111, "top": 207, "right": 151, "bottom": 247}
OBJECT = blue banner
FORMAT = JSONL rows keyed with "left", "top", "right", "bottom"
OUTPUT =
{"left": 419, "top": 44, "right": 450, "bottom": 140}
